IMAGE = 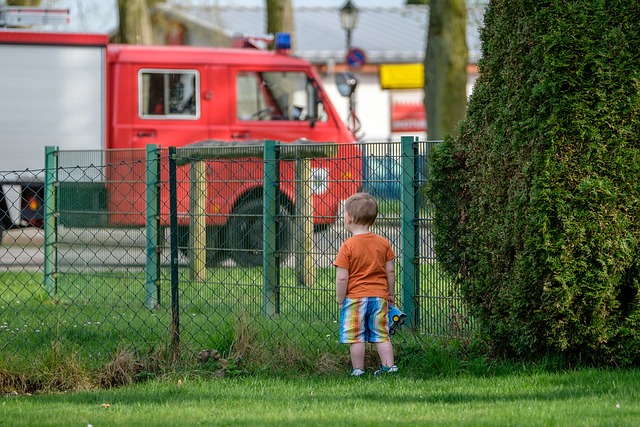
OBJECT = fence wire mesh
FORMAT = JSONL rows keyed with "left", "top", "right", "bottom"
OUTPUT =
{"left": 0, "top": 139, "right": 473, "bottom": 367}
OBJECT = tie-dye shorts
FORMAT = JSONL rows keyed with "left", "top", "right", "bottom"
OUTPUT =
{"left": 339, "top": 297, "right": 390, "bottom": 343}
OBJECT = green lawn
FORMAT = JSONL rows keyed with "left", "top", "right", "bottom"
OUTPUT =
{"left": 1, "top": 262, "right": 463, "bottom": 370}
{"left": 2, "top": 368, "right": 639, "bottom": 426}
{"left": 3, "top": 271, "right": 640, "bottom": 426}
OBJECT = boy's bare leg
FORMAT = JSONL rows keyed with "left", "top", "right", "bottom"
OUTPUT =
{"left": 375, "top": 341, "right": 394, "bottom": 367}
{"left": 350, "top": 342, "right": 366, "bottom": 370}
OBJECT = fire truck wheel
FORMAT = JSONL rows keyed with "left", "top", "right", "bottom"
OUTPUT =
{"left": 226, "top": 197, "right": 292, "bottom": 267}
{"left": 0, "top": 191, "right": 10, "bottom": 242}
{"left": 205, "top": 226, "right": 226, "bottom": 266}
{"left": 176, "top": 225, "right": 226, "bottom": 267}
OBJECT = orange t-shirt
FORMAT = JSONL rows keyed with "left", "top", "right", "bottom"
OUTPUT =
{"left": 334, "top": 233, "right": 395, "bottom": 298}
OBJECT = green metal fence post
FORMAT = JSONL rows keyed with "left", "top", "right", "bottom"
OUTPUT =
{"left": 44, "top": 146, "right": 58, "bottom": 300}
{"left": 169, "top": 147, "right": 180, "bottom": 360}
{"left": 400, "top": 135, "right": 419, "bottom": 328}
{"left": 145, "top": 144, "right": 160, "bottom": 309}
{"left": 263, "top": 140, "right": 280, "bottom": 317}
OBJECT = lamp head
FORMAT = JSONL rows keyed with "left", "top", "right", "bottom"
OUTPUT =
{"left": 339, "top": 0, "right": 359, "bottom": 32}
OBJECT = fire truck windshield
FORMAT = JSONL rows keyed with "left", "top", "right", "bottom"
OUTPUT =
{"left": 236, "top": 71, "right": 327, "bottom": 123}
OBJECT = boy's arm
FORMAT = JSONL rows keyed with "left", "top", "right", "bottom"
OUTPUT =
{"left": 386, "top": 260, "right": 395, "bottom": 305}
{"left": 335, "top": 267, "right": 349, "bottom": 305}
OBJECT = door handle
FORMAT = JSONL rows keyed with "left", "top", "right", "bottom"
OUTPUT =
{"left": 232, "top": 131, "right": 250, "bottom": 139}
{"left": 137, "top": 130, "right": 156, "bottom": 138}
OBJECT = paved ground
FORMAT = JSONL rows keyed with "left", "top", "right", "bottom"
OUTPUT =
{"left": 1, "top": 227, "right": 44, "bottom": 246}
{"left": 1, "top": 223, "right": 433, "bottom": 271}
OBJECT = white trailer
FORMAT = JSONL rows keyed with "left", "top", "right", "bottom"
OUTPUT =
{"left": 0, "top": 30, "right": 106, "bottom": 239}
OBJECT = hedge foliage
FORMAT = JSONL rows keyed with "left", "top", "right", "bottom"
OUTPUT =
{"left": 427, "top": 0, "right": 640, "bottom": 365}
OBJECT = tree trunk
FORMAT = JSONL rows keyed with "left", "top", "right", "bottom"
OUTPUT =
{"left": 7, "top": 0, "right": 41, "bottom": 5}
{"left": 266, "top": 0, "right": 295, "bottom": 50}
{"left": 424, "top": 0, "right": 468, "bottom": 140}
{"left": 115, "top": 0, "right": 154, "bottom": 45}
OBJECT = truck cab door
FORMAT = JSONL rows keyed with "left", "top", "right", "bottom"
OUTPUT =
{"left": 229, "top": 70, "right": 341, "bottom": 143}
{"left": 110, "top": 67, "right": 219, "bottom": 226}
{"left": 128, "top": 68, "right": 210, "bottom": 149}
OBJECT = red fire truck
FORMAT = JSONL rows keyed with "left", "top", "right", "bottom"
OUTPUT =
{"left": 0, "top": 30, "right": 361, "bottom": 265}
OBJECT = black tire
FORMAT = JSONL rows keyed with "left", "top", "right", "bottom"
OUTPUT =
{"left": 0, "top": 190, "right": 11, "bottom": 243}
{"left": 205, "top": 226, "right": 226, "bottom": 266}
{"left": 176, "top": 225, "right": 226, "bottom": 267}
{"left": 226, "top": 197, "right": 291, "bottom": 267}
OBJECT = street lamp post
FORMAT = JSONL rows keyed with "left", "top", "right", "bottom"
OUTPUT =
{"left": 339, "top": 0, "right": 359, "bottom": 134}
{"left": 339, "top": 0, "right": 358, "bottom": 52}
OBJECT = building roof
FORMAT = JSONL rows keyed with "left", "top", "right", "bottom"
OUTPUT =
{"left": 155, "top": 4, "right": 486, "bottom": 64}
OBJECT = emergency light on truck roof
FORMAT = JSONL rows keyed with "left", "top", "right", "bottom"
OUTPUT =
{"left": 274, "top": 32, "right": 291, "bottom": 53}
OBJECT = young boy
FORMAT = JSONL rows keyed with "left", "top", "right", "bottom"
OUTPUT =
{"left": 334, "top": 192, "right": 398, "bottom": 376}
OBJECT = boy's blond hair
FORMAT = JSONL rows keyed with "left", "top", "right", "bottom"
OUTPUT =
{"left": 345, "top": 192, "right": 378, "bottom": 226}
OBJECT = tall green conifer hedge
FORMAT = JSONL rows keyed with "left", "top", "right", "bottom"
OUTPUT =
{"left": 428, "top": 0, "right": 640, "bottom": 365}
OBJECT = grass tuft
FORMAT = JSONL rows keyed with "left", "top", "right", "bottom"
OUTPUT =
{"left": 97, "top": 349, "right": 143, "bottom": 388}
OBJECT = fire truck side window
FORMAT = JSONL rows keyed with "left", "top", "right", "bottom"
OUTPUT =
{"left": 236, "top": 71, "right": 327, "bottom": 122}
{"left": 140, "top": 70, "right": 199, "bottom": 119}
{"left": 237, "top": 72, "right": 269, "bottom": 120}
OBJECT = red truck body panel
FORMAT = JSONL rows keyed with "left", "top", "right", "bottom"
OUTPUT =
{"left": 0, "top": 30, "right": 361, "bottom": 230}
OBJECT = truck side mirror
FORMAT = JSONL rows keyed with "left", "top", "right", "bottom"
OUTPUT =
{"left": 335, "top": 71, "right": 358, "bottom": 97}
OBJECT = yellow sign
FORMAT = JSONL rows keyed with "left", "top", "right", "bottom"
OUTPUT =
{"left": 379, "top": 63, "right": 424, "bottom": 90}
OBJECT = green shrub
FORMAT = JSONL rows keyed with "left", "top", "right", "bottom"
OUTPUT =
{"left": 428, "top": 0, "right": 640, "bottom": 365}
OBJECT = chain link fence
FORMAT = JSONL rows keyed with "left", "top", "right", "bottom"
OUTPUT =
{"left": 0, "top": 138, "right": 472, "bottom": 369}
